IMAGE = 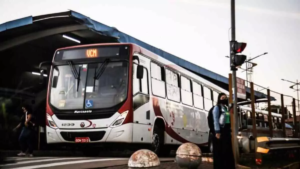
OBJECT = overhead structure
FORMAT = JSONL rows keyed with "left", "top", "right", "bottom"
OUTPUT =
{"left": 0, "top": 10, "right": 275, "bottom": 101}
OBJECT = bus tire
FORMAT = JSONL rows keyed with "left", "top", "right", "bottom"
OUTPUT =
{"left": 152, "top": 124, "right": 164, "bottom": 155}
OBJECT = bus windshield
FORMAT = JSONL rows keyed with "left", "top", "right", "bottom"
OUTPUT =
{"left": 50, "top": 61, "right": 128, "bottom": 110}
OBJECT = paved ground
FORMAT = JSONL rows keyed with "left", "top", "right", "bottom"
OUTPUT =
{"left": 105, "top": 162, "right": 213, "bottom": 169}
{"left": 0, "top": 156, "right": 175, "bottom": 169}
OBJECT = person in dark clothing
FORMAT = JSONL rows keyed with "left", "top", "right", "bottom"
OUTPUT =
{"left": 13, "top": 105, "right": 35, "bottom": 157}
{"left": 212, "top": 93, "right": 235, "bottom": 169}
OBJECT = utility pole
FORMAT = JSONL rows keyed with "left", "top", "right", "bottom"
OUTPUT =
{"left": 230, "top": 0, "right": 247, "bottom": 163}
{"left": 230, "top": 0, "right": 239, "bottom": 163}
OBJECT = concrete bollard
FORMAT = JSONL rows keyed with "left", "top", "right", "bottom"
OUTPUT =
{"left": 175, "top": 143, "right": 202, "bottom": 169}
{"left": 128, "top": 149, "right": 160, "bottom": 168}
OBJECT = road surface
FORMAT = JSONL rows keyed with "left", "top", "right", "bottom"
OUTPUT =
{"left": 0, "top": 156, "right": 178, "bottom": 169}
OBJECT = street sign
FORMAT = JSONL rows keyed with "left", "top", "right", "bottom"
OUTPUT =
{"left": 237, "top": 77, "right": 246, "bottom": 99}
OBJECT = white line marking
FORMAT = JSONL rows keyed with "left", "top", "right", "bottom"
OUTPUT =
{"left": 0, "top": 158, "right": 86, "bottom": 167}
{"left": 5, "top": 157, "right": 55, "bottom": 161}
{"left": 13, "top": 158, "right": 127, "bottom": 169}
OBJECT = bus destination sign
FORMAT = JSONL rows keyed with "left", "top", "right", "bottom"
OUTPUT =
{"left": 54, "top": 45, "right": 129, "bottom": 61}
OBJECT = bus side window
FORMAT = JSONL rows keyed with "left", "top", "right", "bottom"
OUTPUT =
{"left": 192, "top": 81, "right": 203, "bottom": 109}
{"left": 203, "top": 86, "right": 213, "bottom": 111}
{"left": 133, "top": 64, "right": 140, "bottom": 95}
{"left": 213, "top": 91, "right": 219, "bottom": 105}
{"left": 141, "top": 67, "right": 149, "bottom": 94}
{"left": 165, "top": 68, "right": 180, "bottom": 102}
{"left": 150, "top": 62, "right": 166, "bottom": 97}
{"left": 181, "top": 76, "right": 192, "bottom": 106}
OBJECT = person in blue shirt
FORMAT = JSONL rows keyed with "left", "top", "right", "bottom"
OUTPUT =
{"left": 212, "top": 93, "right": 235, "bottom": 169}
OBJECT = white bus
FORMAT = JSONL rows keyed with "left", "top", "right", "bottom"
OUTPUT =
{"left": 43, "top": 43, "right": 230, "bottom": 155}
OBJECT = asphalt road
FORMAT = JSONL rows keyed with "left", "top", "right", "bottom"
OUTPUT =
{"left": 0, "top": 156, "right": 176, "bottom": 169}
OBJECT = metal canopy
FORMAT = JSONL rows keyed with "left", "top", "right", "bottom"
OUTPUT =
{"left": 0, "top": 10, "right": 275, "bottom": 101}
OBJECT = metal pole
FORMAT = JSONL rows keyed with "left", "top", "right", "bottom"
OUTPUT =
{"left": 230, "top": 0, "right": 239, "bottom": 163}
{"left": 281, "top": 94, "right": 286, "bottom": 137}
{"left": 267, "top": 89, "right": 273, "bottom": 137}
{"left": 246, "top": 63, "right": 248, "bottom": 87}
{"left": 292, "top": 98, "right": 297, "bottom": 137}
{"left": 297, "top": 80, "right": 299, "bottom": 135}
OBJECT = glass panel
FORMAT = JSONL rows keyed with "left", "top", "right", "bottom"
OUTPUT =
{"left": 203, "top": 87, "right": 211, "bottom": 100}
{"left": 166, "top": 69, "right": 178, "bottom": 86}
{"left": 152, "top": 79, "right": 166, "bottom": 97}
{"left": 192, "top": 81, "right": 201, "bottom": 95}
{"left": 182, "top": 90, "right": 192, "bottom": 106}
{"left": 151, "top": 62, "right": 161, "bottom": 80}
{"left": 85, "top": 62, "right": 128, "bottom": 109}
{"left": 50, "top": 64, "right": 87, "bottom": 110}
{"left": 133, "top": 64, "right": 140, "bottom": 95}
{"left": 181, "top": 76, "right": 191, "bottom": 91}
{"left": 213, "top": 91, "right": 219, "bottom": 102}
{"left": 141, "top": 68, "right": 148, "bottom": 94}
{"left": 167, "top": 84, "right": 180, "bottom": 102}
{"left": 194, "top": 94, "right": 203, "bottom": 109}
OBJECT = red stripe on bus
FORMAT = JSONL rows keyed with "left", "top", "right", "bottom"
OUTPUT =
{"left": 152, "top": 97, "right": 207, "bottom": 145}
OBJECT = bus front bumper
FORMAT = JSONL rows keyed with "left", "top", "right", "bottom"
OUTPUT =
{"left": 46, "top": 123, "right": 133, "bottom": 144}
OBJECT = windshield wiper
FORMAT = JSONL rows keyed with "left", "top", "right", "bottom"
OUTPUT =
{"left": 68, "top": 61, "right": 81, "bottom": 91}
{"left": 93, "top": 59, "right": 109, "bottom": 91}
{"left": 95, "top": 59, "right": 109, "bottom": 79}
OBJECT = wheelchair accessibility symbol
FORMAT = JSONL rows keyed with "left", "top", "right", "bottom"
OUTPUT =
{"left": 85, "top": 100, "right": 93, "bottom": 108}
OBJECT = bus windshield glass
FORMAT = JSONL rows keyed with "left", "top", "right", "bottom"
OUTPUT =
{"left": 50, "top": 61, "right": 128, "bottom": 110}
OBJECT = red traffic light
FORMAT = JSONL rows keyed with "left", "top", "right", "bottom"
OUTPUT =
{"left": 234, "top": 42, "right": 247, "bottom": 53}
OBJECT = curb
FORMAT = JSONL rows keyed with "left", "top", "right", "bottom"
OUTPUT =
{"left": 0, "top": 150, "right": 83, "bottom": 157}
{"left": 237, "top": 164, "right": 251, "bottom": 169}
{"left": 281, "top": 162, "right": 299, "bottom": 169}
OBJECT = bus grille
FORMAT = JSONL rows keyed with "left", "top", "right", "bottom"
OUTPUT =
{"left": 60, "top": 131, "right": 106, "bottom": 141}
{"left": 55, "top": 113, "right": 114, "bottom": 120}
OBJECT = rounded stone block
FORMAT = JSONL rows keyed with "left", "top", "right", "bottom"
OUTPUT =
{"left": 128, "top": 149, "right": 160, "bottom": 168}
{"left": 176, "top": 143, "right": 202, "bottom": 169}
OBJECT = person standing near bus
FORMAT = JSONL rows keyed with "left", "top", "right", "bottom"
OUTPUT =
{"left": 212, "top": 93, "right": 235, "bottom": 169}
{"left": 13, "top": 105, "right": 35, "bottom": 157}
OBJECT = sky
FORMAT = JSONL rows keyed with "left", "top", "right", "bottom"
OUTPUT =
{"left": 0, "top": 0, "right": 300, "bottom": 109}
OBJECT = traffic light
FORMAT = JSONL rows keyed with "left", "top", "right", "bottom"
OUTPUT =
{"left": 230, "top": 41, "right": 247, "bottom": 70}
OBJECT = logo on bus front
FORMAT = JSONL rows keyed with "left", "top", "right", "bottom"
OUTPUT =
{"left": 74, "top": 110, "right": 92, "bottom": 113}
{"left": 80, "top": 122, "right": 85, "bottom": 128}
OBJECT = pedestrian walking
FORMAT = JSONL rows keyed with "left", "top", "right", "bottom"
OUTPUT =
{"left": 13, "top": 105, "right": 35, "bottom": 157}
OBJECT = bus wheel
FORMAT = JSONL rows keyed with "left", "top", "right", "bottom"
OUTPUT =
{"left": 151, "top": 125, "right": 163, "bottom": 155}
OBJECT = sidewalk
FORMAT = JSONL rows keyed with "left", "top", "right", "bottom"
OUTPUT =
{"left": 103, "top": 162, "right": 213, "bottom": 169}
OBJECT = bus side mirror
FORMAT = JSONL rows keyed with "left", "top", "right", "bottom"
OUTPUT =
{"left": 52, "top": 76, "right": 58, "bottom": 88}
{"left": 39, "top": 70, "right": 46, "bottom": 85}
{"left": 137, "top": 65, "right": 144, "bottom": 79}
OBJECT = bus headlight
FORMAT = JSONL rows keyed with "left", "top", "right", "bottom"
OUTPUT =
{"left": 111, "top": 111, "right": 128, "bottom": 127}
{"left": 47, "top": 114, "right": 58, "bottom": 129}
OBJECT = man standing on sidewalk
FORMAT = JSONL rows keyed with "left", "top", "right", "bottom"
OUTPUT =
{"left": 13, "top": 105, "right": 35, "bottom": 157}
